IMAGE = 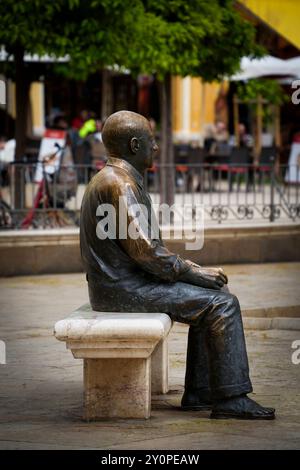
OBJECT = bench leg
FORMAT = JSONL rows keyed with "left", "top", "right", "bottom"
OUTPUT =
{"left": 151, "top": 338, "right": 169, "bottom": 394}
{"left": 83, "top": 357, "right": 151, "bottom": 420}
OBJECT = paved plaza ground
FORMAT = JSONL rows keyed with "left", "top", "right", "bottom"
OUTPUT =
{"left": 0, "top": 263, "right": 299, "bottom": 449}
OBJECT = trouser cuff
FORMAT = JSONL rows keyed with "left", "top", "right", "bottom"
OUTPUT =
{"left": 182, "top": 387, "right": 212, "bottom": 404}
{"left": 211, "top": 380, "right": 253, "bottom": 400}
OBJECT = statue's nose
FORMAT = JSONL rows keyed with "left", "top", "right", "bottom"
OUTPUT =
{"left": 153, "top": 143, "right": 159, "bottom": 153}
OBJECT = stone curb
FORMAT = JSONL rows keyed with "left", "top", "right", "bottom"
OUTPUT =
{"left": 243, "top": 317, "right": 300, "bottom": 330}
{"left": 242, "top": 305, "right": 300, "bottom": 318}
{"left": 176, "top": 316, "right": 300, "bottom": 331}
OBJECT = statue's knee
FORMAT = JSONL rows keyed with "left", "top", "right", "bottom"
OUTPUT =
{"left": 212, "top": 292, "right": 240, "bottom": 317}
{"left": 228, "top": 293, "right": 240, "bottom": 310}
{"left": 207, "top": 293, "right": 241, "bottom": 338}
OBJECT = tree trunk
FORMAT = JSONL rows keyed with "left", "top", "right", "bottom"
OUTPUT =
{"left": 159, "top": 73, "right": 175, "bottom": 211}
{"left": 14, "top": 46, "right": 30, "bottom": 209}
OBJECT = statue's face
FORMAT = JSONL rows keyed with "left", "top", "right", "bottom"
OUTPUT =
{"left": 137, "top": 123, "right": 158, "bottom": 169}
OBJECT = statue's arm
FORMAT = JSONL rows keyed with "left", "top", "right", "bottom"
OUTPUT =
{"left": 110, "top": 182, "right": 189, "bottom": 282}
{"left": 110, "top": 182, "right": 226, "bottom": 289}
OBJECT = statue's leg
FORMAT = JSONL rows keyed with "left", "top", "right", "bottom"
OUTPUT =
{"left": 181, "top": 324, "right": 211, "bottom": 410}
{"left": 202, "top": 290, "right": 252, "bottom": 400}
{"left": 202, "top": 291, "right": 275, "bottom": 419}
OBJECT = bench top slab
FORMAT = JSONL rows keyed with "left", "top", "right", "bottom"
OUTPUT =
{"left": 54, "top": 303, "right": 172, "bottom": 342}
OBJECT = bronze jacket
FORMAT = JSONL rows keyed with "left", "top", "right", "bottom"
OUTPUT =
{"left": 80, "top": 157, "right": 190, "bottom": 299}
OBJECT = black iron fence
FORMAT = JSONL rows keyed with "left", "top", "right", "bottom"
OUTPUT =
{"left": 0, "top": 162, "right": 299, "bottom": 228}
{"left": 146, "top": 163, "right": 300, "bottom": 224}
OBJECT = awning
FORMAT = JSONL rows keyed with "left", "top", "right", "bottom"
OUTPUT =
{"left": 231, "top": 55, "right": 300, "bottom": 81}
{"left": 0, "top": 47, "right": 69, "bottom": 63}
{"left": 238, "top": 0, "right": 300, "bottom": 50}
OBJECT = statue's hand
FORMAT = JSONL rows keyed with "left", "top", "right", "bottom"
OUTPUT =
{"left": 181, "top": 264, "right": 228, "bottom": 290}
{"left": 198, "top": 267, "right": 228, "bottom": 286}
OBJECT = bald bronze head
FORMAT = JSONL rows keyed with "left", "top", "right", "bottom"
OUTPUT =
{"left": 102, "top": 110, "right": 158, "bottom": 173}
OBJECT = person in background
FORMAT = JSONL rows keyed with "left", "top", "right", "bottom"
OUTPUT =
{"left": 0, "top": 136, "right": 12, "bottom": 187}
{"left": 52, "top": 115, "right": 69, "bottom": 131}
{"left": 0, "top": 136, "right": 7, "bottom": 185}
{"left": 76, "top": 117, "right": 106, "bottom": 180}
{"left": 214, "top": 121, "right": 231, "bottom": 158}
{"left": 91, "top": 120, "right": 106, "bottom": 171}
{"left": 70, "top": 110, "right": 89, "bottom": 163}
{"left": 78, "top": 113, "right": 102, "bottom": 139}
{"left": 238, "top": 123, "right": 253, "bottom": 148}
{"left": 149, "top": 117, "right": 156, "bottom": 133}
{"left": 215, "top": 121, "right": 229, "bottom": 143}
{"left": 203, "top": 124, "right": 217, "bottom": 155}
{"left": 0, "top": 135, "right": 6, "bottom": 153}
{"left": 71, "top": 110, "right": 89, "bottom": 131}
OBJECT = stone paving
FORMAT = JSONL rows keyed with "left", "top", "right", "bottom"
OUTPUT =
{"left": 0, "top": 264, "right": 299, "bottom": 449}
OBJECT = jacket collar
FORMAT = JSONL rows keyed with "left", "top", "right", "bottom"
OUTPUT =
{"left": 106, "top": 156, "right": 144, "bottom": 187}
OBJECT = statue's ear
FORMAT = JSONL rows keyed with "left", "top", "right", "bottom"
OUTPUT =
{"left": 130, "top": 137, "right": 140, "bottom": 154}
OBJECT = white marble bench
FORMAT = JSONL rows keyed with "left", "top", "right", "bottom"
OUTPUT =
{"left": 54, "top": 304, "right": 172, "bottom": 420}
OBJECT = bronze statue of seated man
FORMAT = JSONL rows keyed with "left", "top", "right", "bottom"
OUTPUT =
{"left": 80, "top": 110, "right": 275, "bottom": 420}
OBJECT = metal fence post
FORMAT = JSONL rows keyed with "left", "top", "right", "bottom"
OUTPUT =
{"left": 270, "top": 158, "right": 275, "bottom": 222}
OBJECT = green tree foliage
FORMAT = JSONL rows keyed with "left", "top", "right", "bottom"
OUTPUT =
{"left": 237, "top": 78, "right": 287, "bottom": 128}
{"left": 0, "top": 0, "right": 262, "bottom": 79}
{"left": 237, "top": 78, "right": 287, "bottom": 106}
{"left": 124, "top": 0, "right": 263, "bottom": 78}
{"left": 0, "top": 0, "right": 141, "bottom": 78}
